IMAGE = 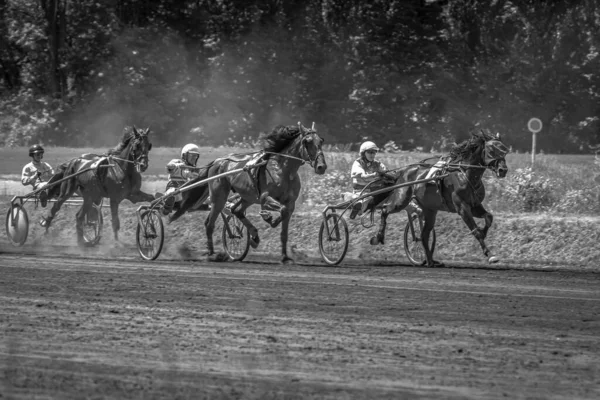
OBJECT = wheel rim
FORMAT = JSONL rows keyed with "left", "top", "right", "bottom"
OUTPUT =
{"left": 82, "top": 208, "right": 102, "bottom": 245}
{"left": 319, "top": 214, "right": 349, "bottom": 265}
{"left": 222, "top": 214, "right": 249, "bottom": 261}
{"left": 137, "top": 211, "right": 164, "bottom": 260}
{"left": 6, "top": 204, "right": 29, "bottom": 247}
{"left": 404, "top": 214, "right": 436, "bottom": 266}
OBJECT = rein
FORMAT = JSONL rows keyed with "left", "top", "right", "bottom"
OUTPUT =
{"left": 447, "top": 163, "right": 488, "bottom": 170}
{"left": 107, "top": 136, "right": 148, "bottom": 171}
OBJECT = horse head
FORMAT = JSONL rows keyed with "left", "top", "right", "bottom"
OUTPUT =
{"left": 481, "top": 131, "right": 509, "bottom": 178}
{"left": 297, "top": 122, "right": 327, "bottom": 175}
{"left": 130, "top": 126, "right": 152, "bottom": 173}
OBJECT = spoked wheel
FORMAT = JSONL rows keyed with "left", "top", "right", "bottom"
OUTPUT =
{"left": 82, "top": 204, "right": 103, "bottom": 246}
{"left": 319, "top": 213, "right": 349, "bottom": 266}
{"left": 136, "top": 209, "right": 164, "bottom": 261}
{"left": 404, "top": 212, "right": 436, "bottom": 266}
{"left": 5, "top": 203, "right": 29, "bottom": 247}
{"left": 221, "top": 212, "right": 250, "bottom": 261}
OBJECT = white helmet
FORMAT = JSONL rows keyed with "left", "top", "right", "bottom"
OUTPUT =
{"left": 359, "top": 141, "right": 379, "bottom": 155}
{"left": 181, "top": 143, "right": 200, "bottom": 166}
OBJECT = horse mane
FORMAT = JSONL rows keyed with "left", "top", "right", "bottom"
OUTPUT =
{"left": 263, "top": 125, "right": 302, "bottom": 153}
{"left": 448, "top": 135, "right": 485, "bottom": 163}
{"left": 107, "top": 127, "right": 135, "bottom": 156}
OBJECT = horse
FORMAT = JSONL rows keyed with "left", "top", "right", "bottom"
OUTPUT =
{"left": 42, "top": 126, "right": 155, "bottom": 245}
{"left": 370, "top": 129, "right": 509, "bottom": 267}
{"left": 171, "top": 123, "right": 327, "bottom": 263}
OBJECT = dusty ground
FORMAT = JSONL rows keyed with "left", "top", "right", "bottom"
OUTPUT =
{"left": 1, "top": 195, "right": 600, "bottom": 399}
{"left": 0, "top": 247, "right": 599, "bottom": 399}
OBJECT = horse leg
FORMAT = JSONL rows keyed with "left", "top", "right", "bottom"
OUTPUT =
{"left": 40, "top": 182, "right": 77, "bottom": 230}
{"left": 370, "top": 206, "right": 390, "bottom": 246}
{"left": 128, "top": 189, "right": 155, "bottom": 203}
{"left": 231, "top": 201, "right": 261, "bottom": 249}
{"left": 370, "top": 186, "right": 413, "bottom": 245}
{"left": 109, "top": 199, "right": 120, "bottom": 242}
{"left": 259, "top": 193, "right": 286, "bottom": 228}
{"left": 421, "top": 209, "right": 443, "bottom": 267}
{"left": 75, "top": 200, "right": 92, "bottom": 246}
{"left": 279, "top": 205, "right": 295, "bottom": 264}
{"left": 471, "top": 204, "right": 498, "bottom": 263}
{"left": 471, "top": 204, "right": 493, "bottom": 240}
{"left": 204, "top": 205, "right": 230, "bottom": 261}
{"left": 454, "top": 199, "right": 496, "bottom": 264}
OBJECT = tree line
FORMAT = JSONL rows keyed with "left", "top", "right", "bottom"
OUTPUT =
{"left": 1, "top": 0, "right": 599, "bottom": 153}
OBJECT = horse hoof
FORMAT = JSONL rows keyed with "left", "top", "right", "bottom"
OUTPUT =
{"left": 281, "top": 257, "right": 295, "bottom": 265}
{"left": 208, "top": 252, "right": 230, "bottom": 262}
{"left": 369, "top": 235, "right": 384, "bottom": 245}
{"left": 39, "top": 216, "right": 52, "bottom": 228}
{"left": 426, "top": 261, "right": 445, "bottom": 268}
{"left": 488, "top": 256, "right": 500, "bottom": 264}
{"left": 250, "top": 236, "right": 260, "bottom": 249}
{"left": 259, "top": 210, "right": 273, "bottom": 224}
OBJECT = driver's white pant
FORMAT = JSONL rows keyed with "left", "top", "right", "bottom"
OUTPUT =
{"left": 165, "top": 186, "right": 182, "bottom": 203}
{"left": 33, "top": 181, "right": 49, "bottom": 191}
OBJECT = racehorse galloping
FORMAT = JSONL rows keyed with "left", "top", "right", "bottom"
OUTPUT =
{"left": 42, "top": 126, "right": 155, "bottom": 245}
{"left": 372, "top": 129, "right": 509, "bottom": 267}
{"left": 172, "top": 123, "right": 327, "bottom": 263}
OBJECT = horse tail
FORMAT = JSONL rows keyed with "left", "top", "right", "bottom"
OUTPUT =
{"left": 46, "top": 160, "right": 74, "bottom": 199}
{"left": 55, "top": 159, "right": 82, "bottom": 199}
{"left": 169, "top": 162, "right": 213, "bottom": 222}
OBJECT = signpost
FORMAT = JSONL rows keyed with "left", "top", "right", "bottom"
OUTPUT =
{"left": 527, "top": 118, "right": 543, "bottom": 170}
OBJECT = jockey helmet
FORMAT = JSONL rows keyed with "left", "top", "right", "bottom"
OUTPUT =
{"left": 359, "top": 141, "right": 379, "bottom": 156}
{"left": 181, "top": 143, "right": 200, "bottom": 166}
{"left": 29, "top": 144, "right": 45, "bottom": 157}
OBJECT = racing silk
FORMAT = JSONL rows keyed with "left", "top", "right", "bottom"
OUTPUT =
{"left": 351, "top": 157, "right": 387, "bottom": 191}
{"left": 166, "top": 158, "right": 199, "bottom": 189}
{"left": 21, "top": 160, "right": 54, "bottom": 188}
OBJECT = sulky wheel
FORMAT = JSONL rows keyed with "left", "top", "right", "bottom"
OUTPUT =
{"left": 136, "top": 209, "right": 164, "bottom": 261}
{"left": 82, "top": 204, "right": 103, "bottom": 246}
{"left": 318, "top": 213, "right": 349, "bottom": 266}
{"left": 404, "top": 212, "right": 436, "bottom": 266}
{"left": 221, "top": 212, "right": 250, "bottom": 261}
{"left": 5, "top": 203, "right": 29, "bottom": 247}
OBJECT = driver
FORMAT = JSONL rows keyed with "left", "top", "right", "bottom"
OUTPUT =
{"left": 21, "top": 144, "right": 54, "bottom": 208}
{"left": 349, "top": 141, "right": 389, "bottom": 219}
{"left": 160, "top": 143, "right": 201, "bottom": 215}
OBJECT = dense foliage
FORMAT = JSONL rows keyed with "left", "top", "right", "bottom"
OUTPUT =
{"left": 1, "top": 0, "right": 599, "bottom": 152}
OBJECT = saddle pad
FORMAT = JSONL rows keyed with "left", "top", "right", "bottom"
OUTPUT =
{"left": 425, "top": 159, "right": 448, "bottom": 180}
{"left": 217, "top": 152, "right": 257, "bottom": 163}
{"left": 90, "top": 157, "right": 108, "bottom": 170}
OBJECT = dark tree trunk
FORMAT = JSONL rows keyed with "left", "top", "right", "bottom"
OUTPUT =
{"left": 0, "top": 0, "right": 21, "bottom": 89}
{"left": 39, "top": 0, "right": 67, "bottom": 97}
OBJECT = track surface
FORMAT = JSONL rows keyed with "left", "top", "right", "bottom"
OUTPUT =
{"left": 1, "top": 250, "right": 599, "bottom": 399}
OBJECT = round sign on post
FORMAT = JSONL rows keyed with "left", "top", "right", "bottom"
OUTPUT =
{"left": 528, "top": 118, "right": 543, "bottom": 133}
{"left": 527, "top": 118, "right": 543, "bottom": 169}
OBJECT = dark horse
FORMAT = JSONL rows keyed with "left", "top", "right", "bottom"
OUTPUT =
{"left": 42, "top": 126, "right": 155, "bottom": 245}
{"left": 172, "top": 123, "right": 327, "bottom": 263}
{"left": 372, "top": 129, "right": 509, "bottom": 267}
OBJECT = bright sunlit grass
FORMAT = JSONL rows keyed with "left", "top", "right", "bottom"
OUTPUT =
{"left": 1, "top": 146, "right": 598, "bottom": 214}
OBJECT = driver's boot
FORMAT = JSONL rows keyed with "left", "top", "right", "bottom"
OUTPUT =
{"left": 39, "top": 190, "right": 48, "bottom": 208}
{"left": 162, "top": 196, "right": 175, "bottom": 215}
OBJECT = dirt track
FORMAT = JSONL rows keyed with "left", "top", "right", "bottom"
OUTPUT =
{"left": 1, "top": 246, "right": 599, "bottom": 400}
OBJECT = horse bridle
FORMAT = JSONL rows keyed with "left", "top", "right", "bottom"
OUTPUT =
{"left": 132, "top": 134, "right": 150, "bottom": 171}
{"left": 109, "top": 132, "right": 150, "bottom": 172}
{"left": 300, "top": 130, "right": 324, "bottom": 168}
